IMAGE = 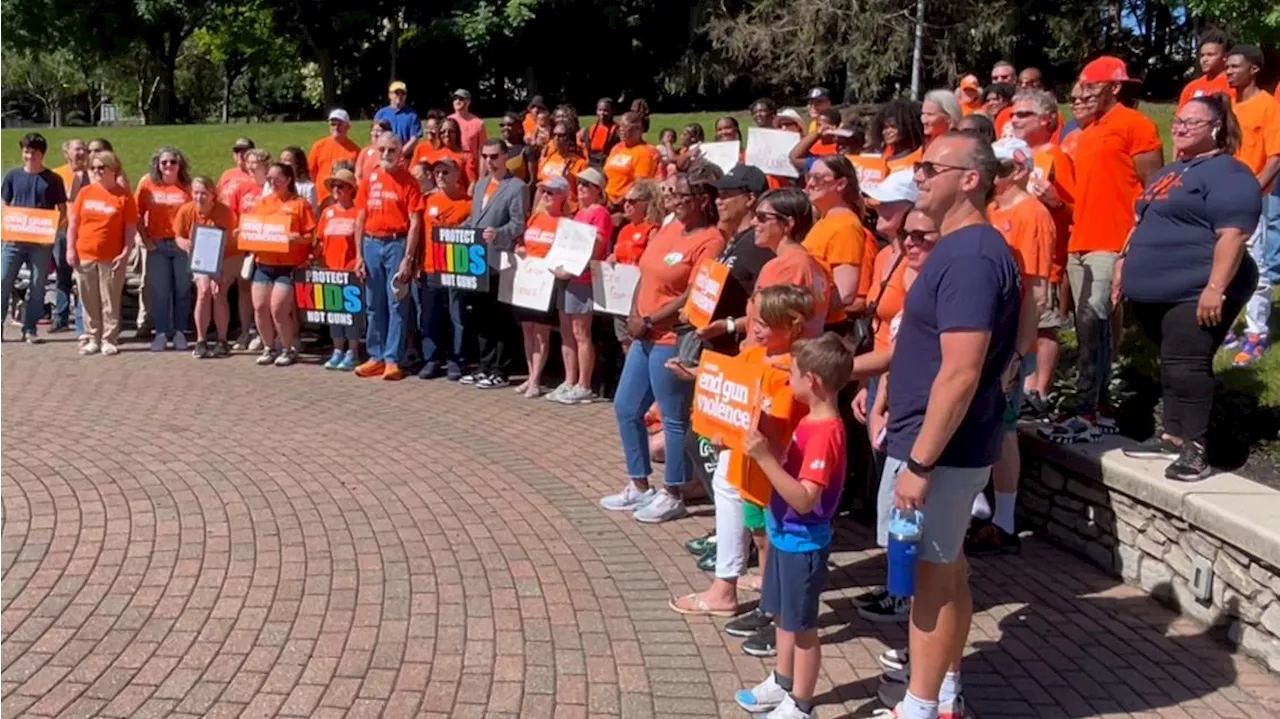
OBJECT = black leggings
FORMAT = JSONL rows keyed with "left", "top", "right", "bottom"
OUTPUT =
{"left": 1131, "top": 298, "right": 1242, "bottom": 444}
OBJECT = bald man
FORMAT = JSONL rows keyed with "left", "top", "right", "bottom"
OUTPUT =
{"left": 991, "top": 61, "right": 1016, "bottom": 86}
{"left": 1017, "top": 67, "right": 1044, "bottom": 90}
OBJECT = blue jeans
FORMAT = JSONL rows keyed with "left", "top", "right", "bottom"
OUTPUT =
{"left": 363, "top": 236, "right": 409, "bottom": 363}
{"left": 1, "top": 241, "right": 53, "bottom": 334}
{"left": 415, "top": 278, "right": 463, "bottom": 373}
{"left": 1263, "top": 194, "right": 1280, "bottom": 286}
{"left": 146, "top": 239, "right": 193, "bottom": 336}
{"left": 614, "top": 341, "right": 694, "bottom": 487}
{"left": 52, "top": 230, "right": 75, "bottom": 327}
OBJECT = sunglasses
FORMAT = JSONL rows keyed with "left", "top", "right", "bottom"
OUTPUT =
{"left": 753, "top": 210, "right": 783, "bottom": 223}
{"left": 89, "top": 165, "right": 107, "bottom": 172}
{"left": 913, "top": 161, "right": 971, "bottom": 179}
{"left": 553, "top": 132, "right": 569, "bottom": 139}
{"left": 904, "top": 230, "right": 937, "bottom": 245}
{"left": 482, "top": 154, "right": 502, "bottom": 161}
{"left": 623, "top": 196, "right": 646, "bottom": 205}
{"left": 160, "top": 159, "right": 179, "bottom": 166}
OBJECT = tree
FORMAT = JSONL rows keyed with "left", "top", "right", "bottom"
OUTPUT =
{"left": 133, "top": 0, "right": 223, "bottom": 123}
{"left": 0, "top": 48, "right": 85, "bottom": 126}
{"left": 192, "top": 1, "right": 291, "bottom": 122}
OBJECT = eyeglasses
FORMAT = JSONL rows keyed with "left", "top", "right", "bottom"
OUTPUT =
{"left": 1171, "top": 117, "right": 1214, "bottom": 130}
{"left": 89, "top": 165, "right": 107, "bottom": 172}
{"left": 913, "top": 161, "right": 971, "bottom": 179}
{"left": 753, "top": 210, "right": 783, "bottom": 223}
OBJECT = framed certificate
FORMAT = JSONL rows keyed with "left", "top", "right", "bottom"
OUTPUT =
{"left": 190, "top": 226, "right": 227, "bottom": 276}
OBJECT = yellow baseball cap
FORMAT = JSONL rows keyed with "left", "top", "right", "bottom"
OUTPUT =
{"left": 388, "top": 81, "right": 407, "bottom": 94}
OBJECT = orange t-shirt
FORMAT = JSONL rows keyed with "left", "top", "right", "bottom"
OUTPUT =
{"left": 1068, "top": 103, "right": 1162, "bottom": 254}
{"left": 358, "top": 166, "right": 424, "bottom": 237}
{"left": 355, "top": 146, "right": 380, "bottom": 184}
{"left": 523, "top": 111, "right": 538, "bottom": 140}
{"left": 234, "top": 181, "right": 263, "bottom": 217}
{"left": 521, "top": 211, "right": 560, "bottom": 259}
{"left": 1232, "top": 90, "right": 1280, "bottom": 190}
{"left": 73, "top": 183, "right": 138, "bottom": 262}
{"left": 604, "top": 143, "right": 660, "bottom": 205}
{"left": 1179, "top": 73, "right": 1231, "bottom": 108}
{"left": 135, "top": 176, "right": 191, "bottom": 240}
{"left": 848, "top": 153, "right": 889, "bottom": 189}
{"left": 309, "top": 135, "right": 361, "bottom": 202}
{"left": 538, "top": 151, "right": 589, "bottom": 209}
{"left": 250, "top": 193, "right": 315, "bottom": 267}
{"left": 217, "top": 167, "right": 251, "bottom": 201}
{"left": 855, "top": 229, "right": 880, "bottom": 300}
{"left": 995, "top": 106, "right": 1014, "bottom": 138}
{"left": 988, "top": 196, "right": 1055, "bottom": 281}
{"left": 421, "top": 192, "right": 473, "bottom": 273}
{"left": 633, "top": 222, "right": 727, "bottom": 344}
{"left": 1031, "top": 144, "right": 1076, "bottom": 284}
{"left": 748, "top": 246, "right": 835, "bottom": 341}
{"left": 412, "top": 145, "right": 474, "bottom": 188}
{"left": 172, "top": 200, "right": 236, "bottom": 259}
{"left": 865, "top": 246, "right": 908, "bottom": 354}
{"left": 1059, "top": 127, "right": 1083, "bottom": 159}
{"left": 614, "top": 221, "right": 656, "bottom": 265}
{"left": 316, "top": 203, "right": 360, "bottom": 270}
{"left": 803, "top": 210, "right": 865, "bottom": 268}
{"left": 884, "top": 147, "right": 923, "bottom": 175}
{"left": 726, "top": 348, "right": 806, "bottom": 506}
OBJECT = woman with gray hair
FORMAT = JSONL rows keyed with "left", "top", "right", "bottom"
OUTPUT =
{"left": 921, "top": 89, "right": 962, "bottom": 147}
{"left": 136, "top": 146, "right": 194, "bottom": 351}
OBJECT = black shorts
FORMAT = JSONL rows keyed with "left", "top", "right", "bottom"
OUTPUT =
{"left": 760, "top": 544, "right": 830, "bottom": 632}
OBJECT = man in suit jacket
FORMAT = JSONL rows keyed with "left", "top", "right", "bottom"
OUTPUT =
{"left": 458, "top": 139, "right": 526, "bottom": 388}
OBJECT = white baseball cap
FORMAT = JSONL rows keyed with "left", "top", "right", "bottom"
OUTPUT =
{"left": 863, "top": 170, "right": 918, "bottom": 205}
{"left": 328, "top": 108, "right": 351, "bottom": 125}
{"left": 992, "top": 138, "right": 1033, "bottom": 170}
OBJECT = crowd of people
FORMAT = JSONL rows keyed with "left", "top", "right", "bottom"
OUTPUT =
{"left": 3, "top": 34, "right": 1279, "bottom": 718}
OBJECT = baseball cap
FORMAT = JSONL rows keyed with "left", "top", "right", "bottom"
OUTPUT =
{"left": 452, "top": 88, "right": 472, "bottom": 101}
{"left": 327, "top": 108, "right": 351, "bottom": 124}
{"left": 324, "top": 168, "right": 357, "bottom": 191}
{"left": 576, "top": 167, "right": 606, "bottom": 188}
{"left": 712, "top": 165, "right": 768, "bottom": 195}
{"left": 388, "top": 81, "right": 407, "bottom": 93}
{"left": 1079, "top": 55, "right": 1138, "bottom": 84}
{"left": 527, "top": 95, "right": 546, "bottom": 110}
{"left": 807, "top": 87, "right": 830, "bottom": 102}
{"left": 959, "top": 74, "right": 981, "bottom": 91}
{"left": 232, "top": 137, "right": 255, "bottom": 152}
{"left": 992, "top": 138, "right": 1034, "bottom": 170}
{"left": 863, "top": 170, "right": 918, "bottom": 205}
{"left": 776, "top": 108, "right": 806, "bottom": 127}
{"left": 538, "top": 176, "right": 570, "bottom": 194}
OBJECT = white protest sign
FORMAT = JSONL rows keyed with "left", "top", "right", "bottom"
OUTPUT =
{"left": 698, "top": 142, "right": 741, "bottom": 174}
{"left": 543, "top": 218, "right": 598, "bottom": 277}
{"left": 497, "top": 251, "right": 557, "bottom": 311}
{"left": 590, "top": 261, "right": 641, "bottom": 316}
{"left": 745, "top": 128, "right": 800, "bottom": 178}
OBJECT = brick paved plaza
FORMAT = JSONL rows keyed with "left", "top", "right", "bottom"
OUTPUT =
{"left": 3, "top": 340, "right": 1280, "bottom": 718}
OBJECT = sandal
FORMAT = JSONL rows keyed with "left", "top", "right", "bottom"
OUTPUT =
{"left": 668, "top": 593, "right": 737, "bottom": 618}
{"left": 739, "top": 574, "right": 763, "bottom": 593}
{"left": 512, "top": 380, "right": 530, "bottom": 393}
{"left": 524, "top": 385, "right": 544, "bottom": 399}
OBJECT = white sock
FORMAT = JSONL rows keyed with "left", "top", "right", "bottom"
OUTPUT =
{"left": 939, "top": 672, "right": 962, "bottom": 704}
{"left": 901, "top": 691, "right": 939, "bottom": 719}
{"left": 970, "top": 492, "right": 991, "bottom": 521}
{"left": 994, "top": 491, "right": 1018, "bottom": 533}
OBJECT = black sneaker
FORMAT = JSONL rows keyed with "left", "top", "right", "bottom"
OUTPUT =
{"left": 857, "top": 594, "right": 910, "bottom": 623}
{"left": 854, "top": 587, "right": 888, "bottom": 609}
{"left": 1166, "top": 441, "right": 1210, "bottom": 482}
{"left": 1038, "top": 415, "right": 1101, "bottom": 444}
{"left": 1020, "top": 391, "right": 1050, "bottom": 419}
{"left": 1123, "top": 436, "right": 1181, "bottom": 460}
{"left": 685, "top": 532, "right": 716, "bottom": 556}
{"left": 724, "top": 608, "right": 772, "bottom": 638}
{"left": 742, "top": 624, "right": 776, "bottom": 657}
{"left": 964, "top": 522, "right": 1022, "bottom": 556}
{"left": 191, "top": 340, "right": 213, "bottom": 359}
{"left": 213, "top": 341, "right": 231, "bottom": 357}
{"left": 418, "top": 362, "right": 442, "bottom": 380}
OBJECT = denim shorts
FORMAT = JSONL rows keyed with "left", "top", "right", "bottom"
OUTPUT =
{"left": 559, "top": 282, "right": 593, "bottom": 315}
{"left": 252, "top": 264, "right": 295, "bottom": 286}
{"left": 760, "top": 544, "right": 830, "bottom": 632}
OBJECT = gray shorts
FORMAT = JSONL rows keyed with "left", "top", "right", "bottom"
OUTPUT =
{"left": 876, "top": 457, "right": 990, "bottom": 563}
{"left": 1038, "top": 285, "right": 1068, "bottom": 330}
{"left": 559, "top": 282, "right": 593, "bottom": 315}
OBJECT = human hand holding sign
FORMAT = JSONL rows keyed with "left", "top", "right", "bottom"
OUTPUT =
{"left": 743, "top": 429, "right": 771, "bottom": 462}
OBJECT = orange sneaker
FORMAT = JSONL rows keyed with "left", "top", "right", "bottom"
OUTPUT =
{"left": 381, "top": 363, "right": 405, "bottom": 381}
{"left": 354, "top": 360, "right": 385, "bottom": 377}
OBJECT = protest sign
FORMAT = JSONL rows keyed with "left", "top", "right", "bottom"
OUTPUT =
{"left": 0, "top": 207, "right": 58, "bottom": 245}
{"left": 497, "top": 251, "right": 556, "bottom": 311}
{"left": 237, "top": 214, "right": 292, "bottom": 253}
{"left": 189, "top": 226, "right": 227, "bottom": 276}
{"left": 590, "top": 261, "right": 641, "bottom": 316}
{"left": 745, "top": 128, "right": 800, "bottom": 178}
{"left": 543, "top": 218, "right": 597, "bottom": 277}
{"left": 698, "top": 141, "right": 741, "bottom": 174}
{"left": 690, "top": 350, "right": 764, "bottom": 453}
{"left": 682, "top": 259, "right": 730, "bottom": 329}
{"left": 425, "top": 226, "right": 489, "bottom": 291}
{"left": 293, "top": 268, "right": 366, "bottom": 331}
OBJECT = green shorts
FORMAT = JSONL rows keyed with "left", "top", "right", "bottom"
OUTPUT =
{"left": 743, "top": 500, "right": 766, "bottom": 531}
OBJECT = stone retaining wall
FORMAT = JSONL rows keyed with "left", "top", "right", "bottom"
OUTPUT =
{"left": 1018, "top": 434, "right": 1280, "bottom": 672}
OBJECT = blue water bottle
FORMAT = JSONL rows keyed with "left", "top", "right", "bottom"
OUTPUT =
{"left": 887, "top": 508, "right": 923, "bottom": 598}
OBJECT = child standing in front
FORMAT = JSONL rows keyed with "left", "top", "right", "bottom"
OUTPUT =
{"left": 736, "top": 332, "right": 853, "bottom": 719}
{"left": 315, "top": 167, "right": 361, "bottom": 370}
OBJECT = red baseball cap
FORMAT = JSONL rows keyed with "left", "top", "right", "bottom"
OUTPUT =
{"left": 1079, "top": 55, "right": 1140, "bottom": 84}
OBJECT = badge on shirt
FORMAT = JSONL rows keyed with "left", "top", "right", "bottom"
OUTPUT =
{"left": 663, "top": 251, "right": 684, "bottom": 265}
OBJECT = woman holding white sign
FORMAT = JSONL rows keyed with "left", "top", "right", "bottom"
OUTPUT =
{"left": 513, "top": 176, "right": 569, "bottom": 398}
{"left": 174, "top": 176, "right": 237, "bottom": 358}
{"left": 246, "top": 163, "right": 316, "bottom": 367}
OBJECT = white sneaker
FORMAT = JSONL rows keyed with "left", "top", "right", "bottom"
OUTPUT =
{"left": 878, "top": 648, "right": 909, "bottom": 671}
{"left": 633, "top": 490, "right": 686, "bottom": 524}
{"left": 79, "top": 340, "right": 101, "bottom": 356}
{"left": 273, "top": 349, "right": 297, "bottom": 367}
{"left": 101, "top": 342, "right": 119, "bottom": 356}
{"left": 256, "top": 348, "right": 279, "bottom": 366}
{"left": 248, "top": 336, "right": 264, "bottom": 352}
{"left": 555, "top": 385, "right": 595, "bottom": 405}
{"left": 599, "top": 483, "right": 655, "bottom": 512}
{"left": 544, "top": 382, "right": 571, "bottom": 402}
{"left": 149, "top": 335, "right": 167, "bottom": 352}
{"left": 879, "top": 666, "right": 909, "bottom": 685}
{"left": 764, "top": 695, "right": 811, "bottom": 719}
{"left": 734, "top": 671, "right": 788, "bottom": 713}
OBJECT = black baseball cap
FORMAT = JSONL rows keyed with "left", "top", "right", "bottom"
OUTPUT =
{"left": 808, "top": 87, "right": 831, "bottom": 101}
{"left": 712, "top": 165, "right": 768, "bottom": 195}
{"left": 232, "top": 137, "right": 255, "bottom": 151}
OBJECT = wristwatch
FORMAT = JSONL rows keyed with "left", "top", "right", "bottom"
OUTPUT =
{"left": 907, "top": 456, "right": 935, "bottom": 477}
{"left": 642, "top": 316, "right": 654, "bottom": 331}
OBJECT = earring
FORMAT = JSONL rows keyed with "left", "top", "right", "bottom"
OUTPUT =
{"left": 1212, "top": 128, "right": 1219, "bottom": 140}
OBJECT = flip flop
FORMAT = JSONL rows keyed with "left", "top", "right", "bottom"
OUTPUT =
{"left": 738, "top": 574, "right": 762, "bottom": 593}
{"left": 668, "top": 593, "right": 737, "bottom": 618}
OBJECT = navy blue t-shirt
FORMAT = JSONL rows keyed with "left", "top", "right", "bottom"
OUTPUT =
{"left": 1123, "top": 155, "right": 1261, "bottom": 304}
{"left": 1, "top": 168, "right": 66, "bottom": 210}
{"left": 887, "top": 224, "right": 1021, "bottom": 468}
{"left": 374, "top": 105, "right": 422, "bottom": 144}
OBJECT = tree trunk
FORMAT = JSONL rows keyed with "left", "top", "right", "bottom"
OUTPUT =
{"left": 156, "top": 43, "right": 179, "bottom": 124}
{"left": 221, "top": 61, "right": 238, "bottom": 124}
{"left": 388, "top": 13, "right": 400, "bottom": 84}
{"left": 316, "top": 47, "right": 338, "bottom": 108}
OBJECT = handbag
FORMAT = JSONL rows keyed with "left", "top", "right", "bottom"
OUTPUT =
{"left": 674, "top": 322, "right": 703, "bottom": 368}
{"left": 852, "top": 249, "right": 906, "bottom": 354}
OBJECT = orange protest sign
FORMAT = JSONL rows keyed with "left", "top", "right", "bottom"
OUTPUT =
{"left": 237, "top": 213, "right": 293, "bottom": 254}
{"left": 691, "top": 350, "right": 764, "bottom": 453}
{"left": 682, "top": 259, "right": 730, "bottom": 329}
{"left": 1, "top": 207, "right": 59, "bottom": 245}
